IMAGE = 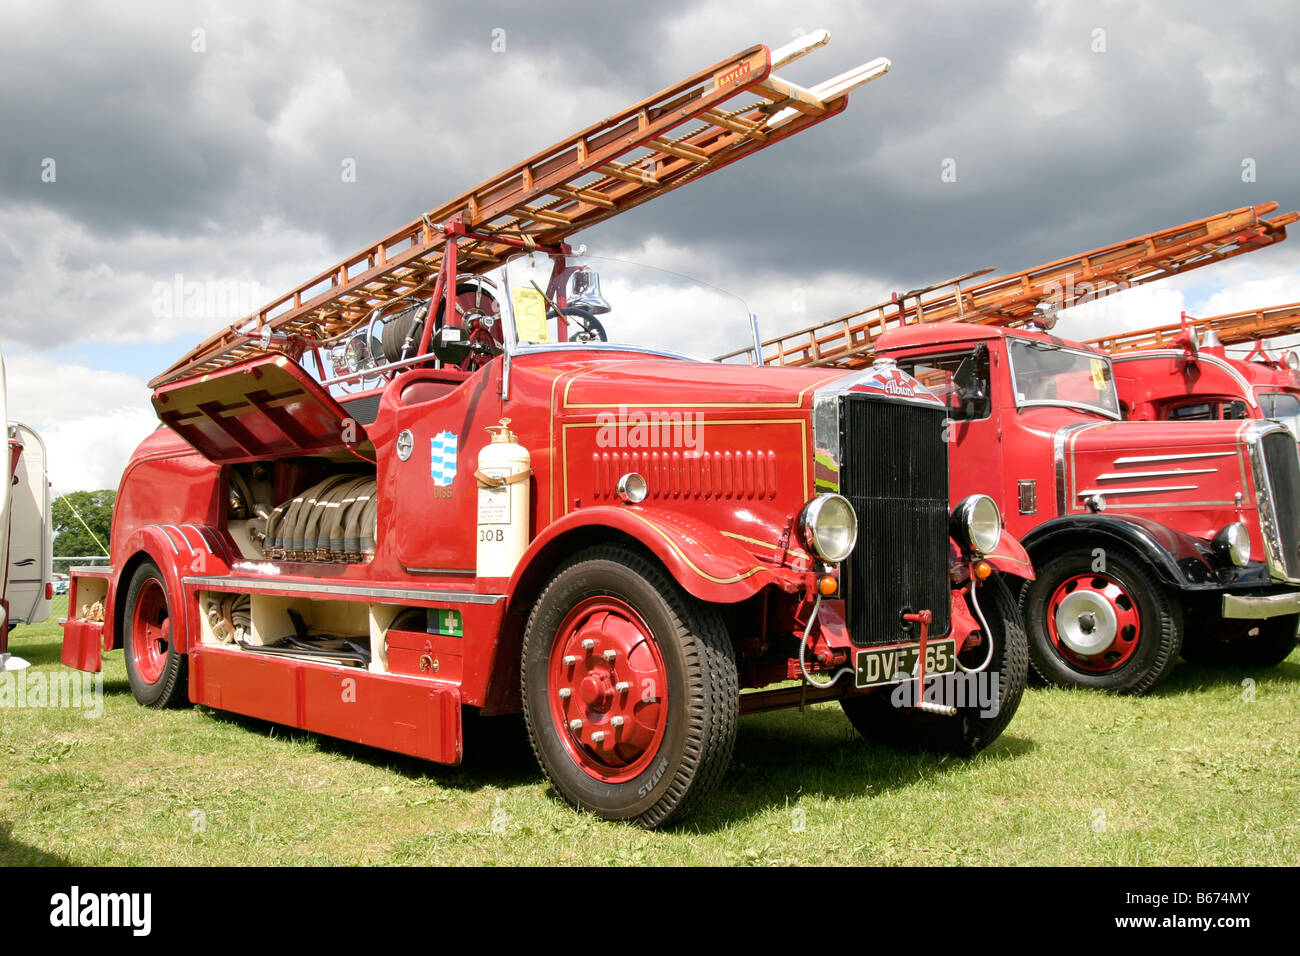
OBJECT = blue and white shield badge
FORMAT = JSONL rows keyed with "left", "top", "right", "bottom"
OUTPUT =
{"left": 430, "top": 431, "right": 458, "bottom": 486}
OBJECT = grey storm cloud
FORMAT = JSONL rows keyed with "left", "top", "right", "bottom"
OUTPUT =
{"left": 1, "top": 0, "right": 1298, "bottom": 351}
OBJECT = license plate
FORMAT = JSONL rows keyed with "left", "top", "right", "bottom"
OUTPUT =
{"left": 855, "top": 638, "right": 957, "bottom": 689}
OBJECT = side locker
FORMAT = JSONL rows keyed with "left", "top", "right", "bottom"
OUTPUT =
{"left": 186, "top": 588, "right": 467, "bottom": 765}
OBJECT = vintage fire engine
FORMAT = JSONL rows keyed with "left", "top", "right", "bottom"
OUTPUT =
{"left": 762, "top": 205, "right": 1300, "bottom": 693}
{"left": 1088, "top": 302, "right": 1300, "bottom": 435}
{"left": 59, "top": 35, "right": 1034, "bottom": 828}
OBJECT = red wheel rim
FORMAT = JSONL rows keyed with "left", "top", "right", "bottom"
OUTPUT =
{"left": 547, "top": 596, "right": 669, "bottom": 783}
{"left": 131, "top": 578, "right": 171, "bottom": 684}
{"left": 1046, "top": 572, "right": 1141, "bottom": 672}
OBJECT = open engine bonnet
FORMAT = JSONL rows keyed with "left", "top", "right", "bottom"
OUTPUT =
{"left": 152, "top": 354, "right": 372, "bottom": 464}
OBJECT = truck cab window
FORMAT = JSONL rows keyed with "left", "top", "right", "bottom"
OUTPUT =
{"left": 1258, "top": 392, "right": 1300, "bottom": 436}
{"left": 895, "top": 346, "right": 992, "bottom": 421}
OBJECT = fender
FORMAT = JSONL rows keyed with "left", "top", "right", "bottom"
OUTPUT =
{"left": 1019, "top": 513, "right": 1226, "bottom": 591}
{"left": 509, "top": 506, "right": 796, "bottom": 606}
{"left": 983, "top": 529, "right": 1035, "bottom": 580}
{"left": 111, "top": 524, "right": 233, "bottom": 653}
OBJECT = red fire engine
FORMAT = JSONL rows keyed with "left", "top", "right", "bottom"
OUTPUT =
{"left": 764, "top": 205, "right": 1300, "bottom": 693}
{"left": 59, "top": 35, "right": 1035, "bottom": 828}
{"left": 1089, "top": 302, "right": 1300, "bottom": 437}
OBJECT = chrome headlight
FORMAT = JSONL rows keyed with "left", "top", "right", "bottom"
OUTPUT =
{"left": 799, "top": 494, "right": 858, "bottom": 564}
{"left": 951, "top": 494, "right": 1001, "bottom": 554}
{"left": 1213, "top": 522, "right": 1250, "bottom": 568}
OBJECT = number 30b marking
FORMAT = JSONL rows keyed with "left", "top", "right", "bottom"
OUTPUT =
{"left": 479, "top": 528, "right": 505, "bottom": 542}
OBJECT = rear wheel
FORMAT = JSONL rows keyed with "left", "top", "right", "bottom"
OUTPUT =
{"left": 521, "top": 546, "right": 737, "bottom": 828}
{"left": 1021, "top": 547, "right": 1181, "bottom": 694}
{"left": 1181, "top": 614, "right": 1298, "bottom": 667}
{"left": 840, "top": 574, "right": 1028, "bottom": 756}
{"left": 122, "top": 561, "right": 188, "bottom": 708}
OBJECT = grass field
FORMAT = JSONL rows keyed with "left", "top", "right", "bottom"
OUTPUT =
{"left": 2, "top": 595, "right": 1297, "bottom": 866}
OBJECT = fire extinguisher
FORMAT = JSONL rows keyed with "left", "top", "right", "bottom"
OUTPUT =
{"left": 474, "top": 419, "right": 531, "bottom": 577}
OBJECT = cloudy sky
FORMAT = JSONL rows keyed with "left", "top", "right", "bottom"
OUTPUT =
{"left": 2, "top": 0, "right": 1298, "bottom": 493}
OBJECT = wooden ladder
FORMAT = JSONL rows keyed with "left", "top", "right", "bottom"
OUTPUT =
{"left": 151, "top": 31, "right": 891, "bottom": 387}
{"left": 755, "top": 203, "right": 1297, "bottom": 369}
{"left": 1087, "top": 300, "right": 1300, "bottom": 352}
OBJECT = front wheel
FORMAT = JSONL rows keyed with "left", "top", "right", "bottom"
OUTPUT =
{"left": 1181, "top": 614, "right": 1298, "bottom": 667}
{"left": 840, "top": 573, "right": 1028, "bottom": 756}
{"left": 521, "top": 546, "right": 737, "bottom": 829}
{"left": 122, "top": 561, "right": 189, "bottom": 708}
{"left": 1020, "top": 547, "right": 1181, "bottom": 694}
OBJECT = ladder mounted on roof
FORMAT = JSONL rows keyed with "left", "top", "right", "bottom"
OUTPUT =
{"left": 749, "top": 203, "right": 1297, "bottom": 369}
{"left": 1086, "top": 300, "right": 1300, "bottom": 353}
{"left": 151, "top": 31, "right": 891, "bottom": 388}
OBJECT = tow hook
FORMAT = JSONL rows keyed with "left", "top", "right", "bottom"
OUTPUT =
{"left": 902, "top": 609, "right": 957, "bottom": 716}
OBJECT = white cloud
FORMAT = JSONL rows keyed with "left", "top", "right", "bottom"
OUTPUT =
{"left": 4, "top": 353, "right": 157, "bottom": 494}
{"left": 0, "top": 205, "right": 338, "bottom": 350}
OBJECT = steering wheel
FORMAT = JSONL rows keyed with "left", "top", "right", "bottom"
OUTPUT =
{"left": 380, "top": 282, "right": 503, "bottom": 372}
{"left": 443, "top": 282, "right": 504, "bottom": 370}
{"left": 547, "top": 306, "right": 608, "bottom": 343}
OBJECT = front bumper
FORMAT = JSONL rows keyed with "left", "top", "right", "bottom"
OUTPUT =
{"left": 1222, "top": 591, "right": 1300, "bottom": 620}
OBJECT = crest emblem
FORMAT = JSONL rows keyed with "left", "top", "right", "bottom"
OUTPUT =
{"left": 430, "top": 431, "right": 458, "bottom": 486}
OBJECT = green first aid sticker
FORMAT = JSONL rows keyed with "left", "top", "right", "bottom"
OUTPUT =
{"left": 434, "top": 609, "right": 463, "bottom": 637}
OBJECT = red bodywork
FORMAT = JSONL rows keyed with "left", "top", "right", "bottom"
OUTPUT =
{"left": 63, "top": 339, "right": 1030, "bottom": 765}
{"left": 1112, "top": 342, "right": 1300, "bottom": 429}
{"left": 875, "top": 323, "right": 1300, "bottom": 592}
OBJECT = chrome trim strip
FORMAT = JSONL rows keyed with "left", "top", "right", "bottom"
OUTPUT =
{"left": 162, "top": 524, "right": 201, "bottom": 557}
{"left": 182, "top": 575, "right": 507, "bottom": 605}
{"left": 1053, "top": 423, "right": 1099, "bottom": 514}
{"left": 1095, "top": 469, "right": 1217, "bottom": 480}
{"left": 1242, "top": 419, "right": 1300, "bottom": 584}
{"left": 148, "top": 525, "right": 181, "bottom": 554}
{"left": 1112, "top": 451, "right": 1233, "bottom": 465}
{"left": 1077, "top": 485, "right": 1199, "bottom": 497}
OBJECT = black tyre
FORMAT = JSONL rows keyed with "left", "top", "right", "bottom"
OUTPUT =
{"left": 1181, "top": 614, "right": 1299, "bottom": 667}
{"left": 521, "top": 545, "right": 737, "bottom": 828}
{"left": 840, "top": 573, "right": 1028, "bottom": 756}
{"left": 1021, "top": 546, "right": 1181, "bottom": 694}
{"left": 122, "top": 561, "right": 188, "bottom": 708}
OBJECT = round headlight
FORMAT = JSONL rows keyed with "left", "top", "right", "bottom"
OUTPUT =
{"left": 799, "top": 494, "right": 858, "bottom": 564}
{"left": 1213, "top": 522, "right": 1250, "bottom": 568}
{"left": 617, "top": 472, "right": 648, "bottom": 504}
{"left": 952, "top": 494, "right": 1001, "bottom": 554}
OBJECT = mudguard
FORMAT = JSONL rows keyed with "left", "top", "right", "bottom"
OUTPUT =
{"left": 509, "top": 506, "right": 796, "bottom": 605}
{"left": 984, "top": 529, "right": 1035, "bottom": 580}
{"left": 110, "top": 524, "right": 234, "bottom": 653}
{"left": 1019, "top": 514, "right": 1229, "bottom": 591}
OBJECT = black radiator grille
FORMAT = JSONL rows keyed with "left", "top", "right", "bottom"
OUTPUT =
{"left": 839, "top": 396, "right": 951, "bottom": 646}
{"left": 1261, "top": 430, "right": 1300, "bottom": 580}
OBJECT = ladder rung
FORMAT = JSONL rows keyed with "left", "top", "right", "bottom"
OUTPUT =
{"left": 648, "top": 137, "right": 711, "bottom": 163}
{"left": 596, "top": 162, "right": 660, "bottom": 186}
{"left": 755, "top": 76, "right": 828, "bottom": 117}
{"left": 551, "top": 185, "right": 618, "bottom": 210}
{"left": 701, "top": 109, "right": 767, "bottom": 140}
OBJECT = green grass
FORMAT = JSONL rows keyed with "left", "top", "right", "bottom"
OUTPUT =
{"left": 2, "top": 595, "right": 1297, "bottom": 865}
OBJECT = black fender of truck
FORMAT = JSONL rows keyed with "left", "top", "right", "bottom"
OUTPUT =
{"left": 1019, "top": 513, "right": 1226, "bottom": 591}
